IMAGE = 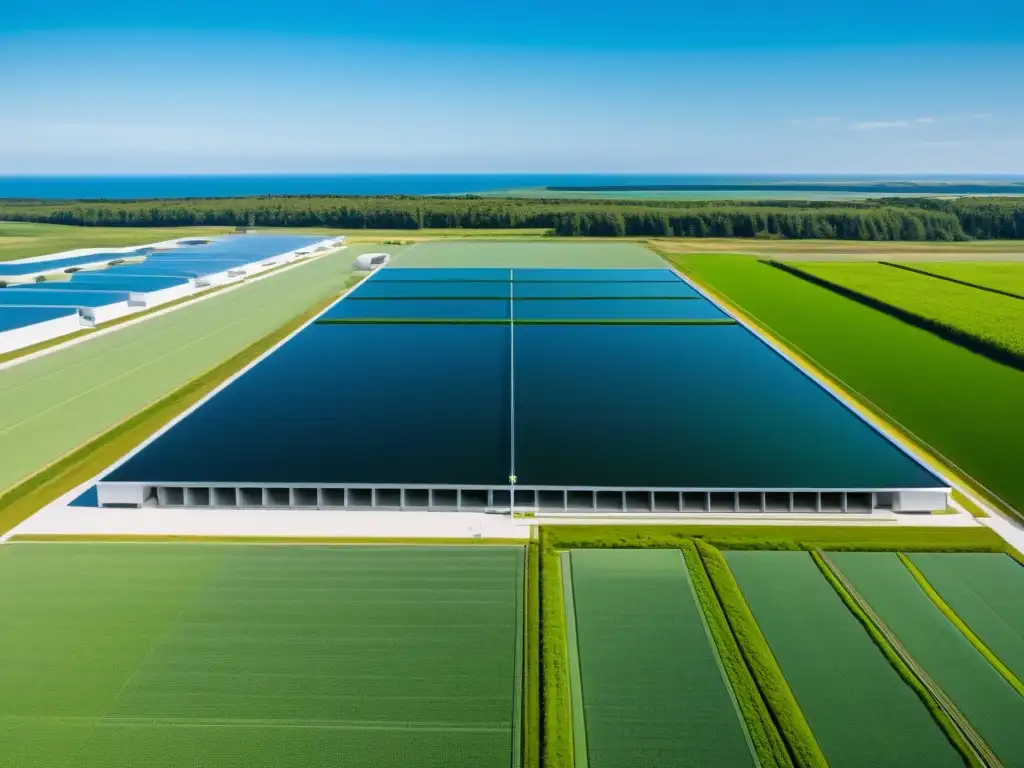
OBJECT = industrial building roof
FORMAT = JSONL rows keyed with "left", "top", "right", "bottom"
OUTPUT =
{"left": 0, "top": 306, "right": 78, "bottom": 333}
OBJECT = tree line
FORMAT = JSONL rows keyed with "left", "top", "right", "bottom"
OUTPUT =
{"left": 2, "top": 195, "right": 1023, "bottom": 240}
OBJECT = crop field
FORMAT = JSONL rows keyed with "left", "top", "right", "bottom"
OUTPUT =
{"left": 791, "top": 261, "right": 1024, "bottom": 359}
{"left": 564, "top": 548, "right": 755, "bottom": 768}
{"left": 908, "top": 553, "right": 1024, "bottom": 682}
{"left": 389, "top": 240, "right": 665, "bottom": 269}
{"left": 0, "top": 248, "right": 368, "bottom": 495}
{"left": 0, "top": 543, "right": 525, "bottom": 768}
{"left": 663, "top": 253, "right": 1024, "bottom": 516}
{"left": 831, "top": 552, "right": 1024, "bottom": 766}
{"left": 726, "top": 551, "right": 961, "bottom": 767}
{"left": 0, "top": 223, "right": 236, "bottom": 262}
{"left": 896, "top": 262, "right": 1024, "bottom": 298}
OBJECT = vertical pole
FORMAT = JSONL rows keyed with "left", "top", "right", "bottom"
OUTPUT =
{"left": 508, "top": 270, "right": 517, "bottom": 512}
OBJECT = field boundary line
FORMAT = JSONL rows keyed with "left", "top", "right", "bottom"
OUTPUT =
{"left": 695, "top": 540, "right": 828, "bottom": 768}
{"left": 662, "top": 251, "right": 1022, "bottom": 531}
{"left": 897, "top": 553, "right": 1024, "bottom": 699}
{"left": 880, "top": 261, "right": 1024, "bottom": 302}
{"left": 511, "top": 546, "right": 526, "bottom": 768}
{"left": 813, "top": 549, "right": 994, "bottom": 767}
{"left": 682, "top": 541, "right": 793, "bottom": 767}
{"left": 0, "top": 244, "right": 346, "bottom": 371}
{"left": 559, "top": 552, "right": 588, "bottom": 768}
{"left": 678, "top": 545, "right": 764, "bottom": 766}
{"left": 765, "top": 259, "right": 1024, "bottom": 372}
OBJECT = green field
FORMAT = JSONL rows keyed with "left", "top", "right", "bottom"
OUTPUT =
{"left": 831, "top": 552, "right": 1024, "bottom": 766}
{"left": 908, "top": 553, "right": 1024, "bottom": 683}
{"left": 665, "top": 253, "right": 1024, "bottom": 516}
{"left": 727, "top": 551, "right": 961, "bottom": 767}
{"left": 0, "top": 543, "right": 524, "bottom": 768}
{"left": 898, "top": 262, "right": 1024, "bottom": 298}
{"left": 792, "top": 261, "right": 1024, "bottom": 359}
{"left": 564, "top": 548, "right": 755, "bottom": 768}
{"left": 0, "top": 222, "right": 236, "bottom": 262}
{"left": 0, "top": 248, "right": 366, "bottom": 494}
{"left": 389, "top": 240, "right": 664, "bottom": 268}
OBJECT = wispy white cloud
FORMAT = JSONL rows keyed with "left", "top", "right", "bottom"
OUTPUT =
{"left": 852, "top": 120, "right": 913, "bottom": 130}
{"left": 813, "top": 116, "right": 841, "bottom": 123}
{"left": 970, "top": 112, "right": 995, "bottom": 120}
{"left": 914, "top": 116, "right": 937, "bottom": 124}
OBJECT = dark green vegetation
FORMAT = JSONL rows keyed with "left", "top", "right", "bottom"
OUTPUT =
{"left": 776, "top": 261, "right": 1024, "bottom": 366}
{"left": 4, "top": 195, "right": 1024, "bottom": 240}
{"left": 664, "top": 253, "right": 1024, "bottom": 517}
{"left": 832, "top": 553, "right": 1024, "bottom": 767}
{"left": 727, "top": 551, "right": 964, "bottom": 768}
{"left": 907, "top": 554, "right": 1024, "bottom": 686}
{"left": 0, "top": 543, "right": 525, "bottom": 768}
{"left": 564, "top": 548, "right": 756, "bottom": 768}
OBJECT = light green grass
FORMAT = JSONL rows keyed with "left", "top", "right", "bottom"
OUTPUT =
{"left": 0, "top": 275, "right": 359, "bottom": 536}
{"left": 0, "top": 222, "right": 233, "bottom": 262}
{"left": 567, "top": 548, "right": 757, "bottom": 768}
{"left": 540, "top": 548, "right": 573, "bottom": 768}
{"left": 559, "top": 553, "right": 588, "bottom": 768}
{"left": 681, "top": 542, "right": 794, "bottom": 767}
{"left": 663, "top": 253, "right": 1024, "bottom": 518}
{"left": 0, "top": 249, "right": 375, "bottom": 494}
{"left": 389, "top": 241, "right": 665, "bottom": 268}
{"left": 727, "top": 551, "right": 963, "bottom": 768}
{"left": 906, "top": 553, "right": 1024, "bottom": 687}
{"left": 0, "top": 543, "right": 525, "bottom": 768}
{"left": 794, "top": 261, "right": 1024, "bottom": 359}
{"left": 899, "top": 262, "right": 1024, "bottom": 298}
{"left": 696, "top": 541, "right": 828, "bottom": 768}
{"left": 542, "top": 524, "right": 1008, "bottom": 553}
{"left": 830, "top": 552, "right": 1024, "bottom": 767}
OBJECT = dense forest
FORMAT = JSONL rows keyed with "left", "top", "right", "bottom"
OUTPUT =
{"left": 1, "top": 195, "right": 1023, "bottom": 240}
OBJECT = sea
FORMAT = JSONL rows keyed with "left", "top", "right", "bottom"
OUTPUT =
{"left": 0, "top": 174, "right": 1022, "bottom": 201}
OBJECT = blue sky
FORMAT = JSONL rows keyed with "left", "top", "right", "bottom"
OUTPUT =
{"left": 2, "top": 1, "right": 1023, "bottom": 174}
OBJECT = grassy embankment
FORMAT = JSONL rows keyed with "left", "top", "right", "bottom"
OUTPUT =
{"left": 660, "top": 252, "right": 1024, "bottom": 522}
{"left": 0, "top": 276, "right": 360, "bottom": 536}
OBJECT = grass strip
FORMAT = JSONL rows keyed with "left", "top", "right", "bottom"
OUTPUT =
{"left": 315, "top": 317, "right": 736, "bottom": 325}
{"left": 695, "top": 540, "right": 828, "bottom": 768}
{"left": 559, "top": 552, "right": 588, "bottom": 768}
{"left": 524, "top": 542, "right": 541, "bottom": 768}
{"left": 542, "top": 524, "right": 1008, "bottom": 553}
{"left": 880, "top": 261, "right": 1024, "bottom": 302}
{"left": 897, "top": 552, "right": 1024, "bottom": 699}
{"left": 512, "top": 547, "right": 526, "bottom": 768}
{"left": 681, "top": 541, "right": 794, "bottom": 767}
{"left": 811, "top": 550, "right": 984, "bottom": 767}
{"left": 0, "top": 281, "right": 356, "bottom": 536}
{"left": 767, "top": 259, "right": 1024, "bottom": 372}
{"left": 540, "top": 544, "right": 574, "bottom": 768}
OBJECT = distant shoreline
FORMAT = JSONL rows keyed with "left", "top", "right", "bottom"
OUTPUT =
{"left": 3, "top": 174, "right": 1024, "bottom": 202}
